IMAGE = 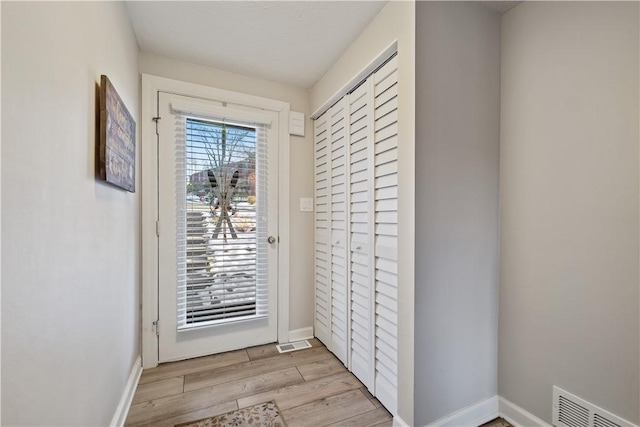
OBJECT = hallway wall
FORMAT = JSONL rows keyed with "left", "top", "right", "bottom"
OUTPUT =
{"left": 499, "top": 2, "right": 640, "bottom": 423}
{"left": 414, "top": 2, "right": 502, "bottom": 424}
{"left": 1, "top": 2, "right": 141, "bottom": 425}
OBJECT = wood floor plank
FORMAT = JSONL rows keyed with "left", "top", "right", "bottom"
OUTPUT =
{"left": 326, "top": 407, "right": 393, "bottom": 427}
{"left": 307, "top": 338, "right": 323, "bottom": 347}
{"left": 125, "top": 340, "right": 390, "bottom": 427}
{"left": 359, "top": 386, "right": 383, "bottom": 408}
{"left": 139, "top": 349, "right": 249, "bottom": 385}
{"left": 133, "top": 401, "right": 238, "bottom": 427}
{"left": 126, "top": 367, "right": 303, "bottom": 425}
{"left": 281, "top": 389, "right": 375, "bottom": 427}
{"left": 132, "top": 377, "right": 184, "bottom": 404}
{"left": 246, "top": 342, "right": 280, "bottom": 361}
{"left": 183, "top": 346, "right": 332, "bottom": 392}
{"left": 237, "top": 371, "right": 363, "bottom": 411}
{"left": 296, "top": 356, "right": 346, "bottom": 381}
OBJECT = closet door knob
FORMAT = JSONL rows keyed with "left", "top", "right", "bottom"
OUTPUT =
{"left": 268, "top": 236, "right": 276, "bottom": 244}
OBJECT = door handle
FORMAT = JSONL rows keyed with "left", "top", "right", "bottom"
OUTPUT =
{"left": 268, "top": 236, "right": 277, "bottom": 244}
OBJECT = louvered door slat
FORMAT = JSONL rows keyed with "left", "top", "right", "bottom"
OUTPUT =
{"left": 373, "top": 55, "right": 399, "bottom": 415}
{"left": 374, "top": 65, "right": 398, "bottom": 94}
{"left": 375, "top": 83, "right": 398, "bottom": 107}
{"left": 375, "top": 124, "right": 398, "bottom": 143}
{"left": 376, "top": 97, "right": 399, "bottom": 119}
{"left": 375, "top": 135, "right": 398, "bottom": 155}
{"left": 314, "top": 113, "right": 331, "bottom": 345}
{"left": 329, "top": 99, "right": 349, "bottom": 364}
{"left": 348, "top": 77, "right": 375, "bottom": 391}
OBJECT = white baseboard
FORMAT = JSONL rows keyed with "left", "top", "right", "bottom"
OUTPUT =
{"left": 499, "top": 397, "right": 551, "bottom": 427}
{"left": 393, "top": 415, "right": 411, "bottom": 427}
{"left": 427, "top": 396, "right": 499, "bottom": 427}
{"left": 289, "top": 326, "right": 314, "bottom": 342}
{"left": 110, "top": 356, "right": 142, "bottom": 427}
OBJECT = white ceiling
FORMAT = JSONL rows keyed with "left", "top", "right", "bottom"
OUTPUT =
{"left": 126, "top": 1, "right": 388, "bottom": 89}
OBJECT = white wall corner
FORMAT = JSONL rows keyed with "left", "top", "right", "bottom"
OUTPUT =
{"left": 110, "top": 356, "right": 142, "bottom": 427}
{"left": 289, "top": 327, "right": 314, "bottom": 342}
{"left": 393, "top": 414, "right": 411, "bottom": 427}
{"left": 499, "top": 397, "right": 551, "bottom": 427}
{"left": 426, "top": 396, "right": 499, "bottom": 427}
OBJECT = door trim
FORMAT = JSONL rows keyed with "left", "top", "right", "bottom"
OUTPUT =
{"left": 141, "top": 74, "right": 290, "bottom": 368}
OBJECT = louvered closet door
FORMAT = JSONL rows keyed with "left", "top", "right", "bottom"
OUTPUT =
{"left": 348, "top": 78, "right": 375, "bottom": 390}
{"left": 372, "top": 56, "right": 399, "bottom": 414}
{"left": 329, "top": 99, "right": 349, "bottom": 364}
{"left": 313, "top": 52, "right": 399, "bottom": 415}
{"left": 314, "top": 112, "right": 331, "bottom": 345}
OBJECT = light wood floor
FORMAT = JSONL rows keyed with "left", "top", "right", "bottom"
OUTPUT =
{"left": 125, "top": 339, "right": 392, "bottom": 427}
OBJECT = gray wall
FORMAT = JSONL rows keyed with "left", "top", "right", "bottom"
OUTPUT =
{"left": 499, "top": 2, "right": 640, "bottom": 424}
{"left": 414, "top": 2, "right": 501, "bottom": 424}
{"left": 2, "top": 2, "right": 140, "bottom": 425}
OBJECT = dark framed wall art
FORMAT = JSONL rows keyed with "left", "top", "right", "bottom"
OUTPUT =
{"left": 99, "top": 75, "right": 136, "bottom": 192}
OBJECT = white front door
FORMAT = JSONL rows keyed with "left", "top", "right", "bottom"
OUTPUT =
{"left": 156, "top": 92, "right": 279, "bottom": 362}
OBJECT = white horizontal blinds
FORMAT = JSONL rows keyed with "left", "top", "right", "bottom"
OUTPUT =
{"left": 175, "top": 113, "right": 188, "bottom": 328}
{"left": 254, "top": 124, "right": 269, "bottom": 317}
{"left": 176, "top": 114, "right": 268, "bottom": 329}
{"left": 348, "top": 77, "right": 375, "bottom": 391}
{"left": 329, "top": 98, "right": 349, "bottom": 364}
{"left": 314, "top": 112, "right": 331, "bottom": 345}
{"left": 372, "top": 55, "right": 399, "bottom": 414}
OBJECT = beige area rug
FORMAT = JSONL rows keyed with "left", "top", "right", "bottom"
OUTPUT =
{"left": 480, "top": 417, "right": 513, "bottom": 427}
{"left": 176, "top": 401, "right": 286, "bottom": 427}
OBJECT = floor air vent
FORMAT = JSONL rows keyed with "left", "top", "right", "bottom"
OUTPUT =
{"left": 553, "top": 387, "right": 636, "bottom": 427}
{"left": 276, "top": 340, "right": 312, "bottom": 353}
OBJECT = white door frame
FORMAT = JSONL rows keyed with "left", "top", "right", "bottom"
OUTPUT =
{"left": 141, "top": 74, "right": 290, "bottom": 368}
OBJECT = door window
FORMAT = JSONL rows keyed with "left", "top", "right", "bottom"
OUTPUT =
{"left": 177, "top": 118, "right": 268, "bottom": 329}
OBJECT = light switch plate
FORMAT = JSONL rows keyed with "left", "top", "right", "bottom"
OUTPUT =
{"left": 299, "top": 197, "right": 313, "bottom": 212}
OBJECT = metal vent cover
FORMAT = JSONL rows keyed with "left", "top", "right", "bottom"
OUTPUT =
{"left": 557, "top": 395, "right": 590, "bottom": 427}
{"left": 276, "top": 340, "right": 312, "bottom": 353}
{"left": 553, "top": 387, "right": 635, "bottom": 427}
{"left": 595, "top": 414, "right": 623, "bottom": 427}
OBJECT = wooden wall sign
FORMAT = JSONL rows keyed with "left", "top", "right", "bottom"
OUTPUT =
{"left": 99, "top": 75, "right": 136, "bottom": 192}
